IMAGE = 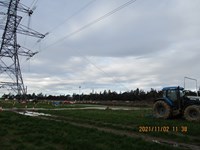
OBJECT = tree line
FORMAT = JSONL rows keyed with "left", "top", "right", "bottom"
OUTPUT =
{"left": 1, "top": 88, "right": 164, "bottom": 101}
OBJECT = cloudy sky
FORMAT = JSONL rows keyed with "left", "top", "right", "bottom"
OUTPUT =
{"left": 1, "top": 0, "right": 200, "bottom": 95}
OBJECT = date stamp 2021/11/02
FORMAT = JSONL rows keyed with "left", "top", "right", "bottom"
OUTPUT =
{"left": 138, "top": 126, "right": 188, "bottom": 133}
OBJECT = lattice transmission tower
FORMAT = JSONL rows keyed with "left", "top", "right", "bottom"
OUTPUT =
{"left": 0, "top": 0, "right": 45, "bottom": 96}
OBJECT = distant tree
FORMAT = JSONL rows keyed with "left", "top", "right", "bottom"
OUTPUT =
{"left": 32, "top": 93, "right": 36, "bottom": 99}
{"left": 10, "top": 87, "right": 166, "bottom": 102}
{"left": 1, "top": 94, "right": 8, "bottom": 99}
{"left": 37, "top": 93, "right": 44, "bottom": 100}
{"left": 134, "top": 88, "right": 140, "bottom": 96}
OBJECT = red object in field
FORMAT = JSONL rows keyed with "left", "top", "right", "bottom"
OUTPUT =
{"left": 63, "top": 100, "right": 73, "bottom": 104}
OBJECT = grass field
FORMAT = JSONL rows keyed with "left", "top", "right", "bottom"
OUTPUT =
{"left": 39, "top": 109, "right": 200, "bottom": 143}
{"left": 0, "top": 111, "right": 184, "bottom": 150}
{"left": 0, "top": 100, "right": 199, "bottom": 150}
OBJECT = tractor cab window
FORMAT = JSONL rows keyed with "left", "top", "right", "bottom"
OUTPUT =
{"left": 163, "top": 91, "right": 166, "bottom": 97}
{"left": 167, "top": 90, "right": 177, "bottom": 101}
{"left": 179, "top": 90, "right": 184, "bottom": 97}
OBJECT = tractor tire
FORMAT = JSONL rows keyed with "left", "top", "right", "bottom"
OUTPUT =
{"left": 153, "top": 101, "right": 172, "bottom": 119}
{"left": 184, "top": 105, "right": 200, "bottom": 122}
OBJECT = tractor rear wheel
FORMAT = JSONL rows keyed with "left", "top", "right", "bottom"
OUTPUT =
{"left": 153, "top": 101, "right": 172, "bottom": 119}
{"left": 184, "top": 105, "right": 200, "bottom": 122}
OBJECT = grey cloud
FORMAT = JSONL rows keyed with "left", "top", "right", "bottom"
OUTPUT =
{"left": 2, "top": 0, "right": 200, "bottom": 95}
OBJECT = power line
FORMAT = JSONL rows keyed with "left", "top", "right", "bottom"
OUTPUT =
{"left": 82, "top": 56, "right": 130, "bottom": 91}
{"left": 24, "top": 0, "right": 138, "bottom": 93}
{"left": 34, "top": 0, "right": 97, "bottom": 49}
{"left": 29, "top": 0, "right": 39, "bottom": 9}
{"left": 43, "top": 0, "right": 137, "bottom": 51}
{"left": 20, "top": 0, "right": 39, "bottom": 24}
{"left": 35, "top": 0, "right": 138, "bottom": 92}
{"left": 47, "top": 0, "right": 97, "bottom": 35}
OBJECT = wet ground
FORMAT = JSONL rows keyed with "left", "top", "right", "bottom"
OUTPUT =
{"left": 3, "top": 105, "right": 151, "bottom": 112}
{"left": 16, "top": 111, "right": 52, "bottom": 117}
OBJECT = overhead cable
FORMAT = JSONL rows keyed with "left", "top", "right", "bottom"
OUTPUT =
{"left": 43, "top": 0, "right": 137, "bottom": 50}
{"left": 47, "top": 0, "right": 97, "bottom": 34}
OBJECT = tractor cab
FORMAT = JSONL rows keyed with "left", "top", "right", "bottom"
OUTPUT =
{"left": 162, "top": 86, "right": 184, "bottom": 109}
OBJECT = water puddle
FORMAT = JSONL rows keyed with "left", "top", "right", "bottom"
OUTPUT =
{"left": 3, "top": 106, "right": 151, "bottom": 112}
{"left": 17, "top": 111, "right": 51, "bottom": 117}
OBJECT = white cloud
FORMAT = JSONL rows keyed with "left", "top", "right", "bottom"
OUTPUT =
{"left": 1, "top": 0, "right": 200, "bottom": 95}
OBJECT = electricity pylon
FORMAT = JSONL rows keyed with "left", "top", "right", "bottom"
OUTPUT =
{"left": 0, "top": 0, "right": 45, "bottom": 97}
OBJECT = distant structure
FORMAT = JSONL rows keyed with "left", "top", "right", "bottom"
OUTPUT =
{"left": 0, "top": 0, "right": 45, "bottom": 97}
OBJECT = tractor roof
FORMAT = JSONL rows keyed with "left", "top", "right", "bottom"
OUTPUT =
{"left": 162, "top": 86, "right": 184, "bottom": 91}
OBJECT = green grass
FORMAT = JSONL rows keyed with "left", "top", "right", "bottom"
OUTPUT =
{"left": 39, "top": 109, "right": 200, "bottom": 145}
{"left": 1, "top": 101, "right": 199, "bottom": 147}
{"left": 0, "top": 111, "right": 182, "bottom": 150}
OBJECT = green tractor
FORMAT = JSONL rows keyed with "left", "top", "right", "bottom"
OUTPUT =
{"left": 153, "top": 86, "right": 200, "bottom": 121}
